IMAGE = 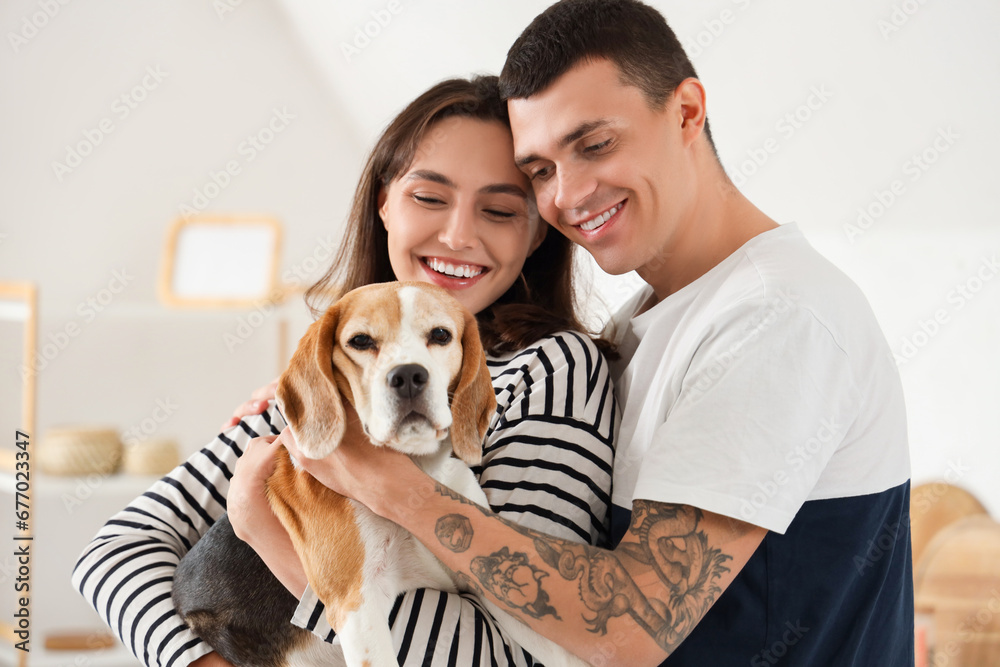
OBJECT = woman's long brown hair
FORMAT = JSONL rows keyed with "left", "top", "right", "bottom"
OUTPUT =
{"left": 305, "top": 75, "right": 613, "bottom": 357}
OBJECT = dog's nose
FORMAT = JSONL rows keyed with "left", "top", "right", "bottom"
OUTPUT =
{"left": 387, "top": 364, "right": 429, "bottom": 399}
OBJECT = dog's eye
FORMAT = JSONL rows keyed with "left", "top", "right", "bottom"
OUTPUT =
{"left": 428, "top": 328, "right": 452, "bottom": 345}
{"left": 347, "top": 334, "right": 376, "bottom": 351}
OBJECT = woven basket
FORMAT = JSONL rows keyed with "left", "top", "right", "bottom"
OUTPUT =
{"left": 915, "top": 515, "right": 1000, "bottom": 667}
{"left": 122, "top": 438, "right": 180, "bottom": 476}
{"left": 38, "top": 427, "right": 122, "bottom": 476}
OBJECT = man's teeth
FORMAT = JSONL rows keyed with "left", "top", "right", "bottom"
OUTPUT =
{"left": 580, "top": 203, "right": 621, "bottom": 231}
{"left": 427, "top": 258, "right": 483, "bottom": 279}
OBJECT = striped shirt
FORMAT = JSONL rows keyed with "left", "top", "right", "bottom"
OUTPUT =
{"left": 72, "top": 331, "right": 617, "bottom": 667}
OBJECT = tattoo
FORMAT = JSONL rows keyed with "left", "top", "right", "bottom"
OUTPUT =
{"left": 625, "top": 502, "right": 731, "bottom": 604}
{"left": 435, "top": 514, "right": 474, "bottom": 552}
{"left": 539, "top": 501, "right": 732, "bottom": 652}
{"left": 434, "top": 483, "right": 491, "bottom": 516}
{"left": 470, "top": 547, "right": 560, "bottom": 620}
{"left": 432, "top": 484, "right": 734, "bottom": 653}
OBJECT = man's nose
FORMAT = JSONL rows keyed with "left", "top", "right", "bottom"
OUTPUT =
{"left": 553, "top": 165, "right": 597, "bottom": 212}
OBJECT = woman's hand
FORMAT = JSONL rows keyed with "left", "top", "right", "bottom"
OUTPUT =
{"left": 281, "top": 407, "right": 421, "bottom": 518}
{"left": 227, "top": 433, "right": 307, "bottom": 597}
{"left": 227, "top": 434, "right": 280, "bottom": 543}
{"left": 221, "top": 378, "right": 279, "bottom": 430}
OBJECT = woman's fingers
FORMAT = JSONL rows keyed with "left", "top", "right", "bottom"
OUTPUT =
{"left": 221, "top": 379, "right": 280, "bottom": 431}
{"left": 237, "top": 434, "right": 280, "bottom": 478}
{"left": 229, "top": 434, "right": 280, "bottom": 540}
{"left": 276, "top": 427, "right": 301, "bottom": 461}
{"left": 251, "top": 379, "right": 279, "bottom": 401}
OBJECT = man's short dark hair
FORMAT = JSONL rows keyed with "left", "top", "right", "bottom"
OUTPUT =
{"left": 499, "top": 0, "right": 715, "bottom": 149}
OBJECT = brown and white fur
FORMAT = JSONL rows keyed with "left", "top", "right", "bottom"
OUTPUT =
{"left": 174, "top": 282, "right": 584, "bottom": 667}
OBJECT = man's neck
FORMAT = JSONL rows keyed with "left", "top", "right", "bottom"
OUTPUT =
{"left": 638, "top": 177, "right": 778, "bottom": 302}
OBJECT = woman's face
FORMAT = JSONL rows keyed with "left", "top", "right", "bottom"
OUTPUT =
{"left": 380, "top": 116, "right": 545, "bottom": 315}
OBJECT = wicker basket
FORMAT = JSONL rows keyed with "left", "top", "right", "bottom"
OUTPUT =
{"left": 38, "top": 427, "right": 122, "bottom": 476}
{"left": 122, "top": 438, "right": 180, "bottom": 476}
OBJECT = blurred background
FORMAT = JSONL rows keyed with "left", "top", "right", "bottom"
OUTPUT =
{"left": 0, "top": 0, "right": 998, "bottom": 664}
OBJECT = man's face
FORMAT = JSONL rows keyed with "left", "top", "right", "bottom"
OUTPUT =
{"left": 508, "top": 58, "right": 696, "bottom": 277}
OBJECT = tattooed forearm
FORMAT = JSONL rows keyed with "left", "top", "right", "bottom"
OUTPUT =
{"left": 545, "top": 501, "right": 733, "bottom": 652}
{"left": 434, "top": 482, "right": 492, "bottom": 517}
{"left": 431, "top": 483, "right": 736, "bottom": 655}
{"left": 471, "top": 547, "right": 561, "bottom": 620}
{"left": 435, "top": 514, "right": 474, "bottom": 552}
{"left": 531, "top": 502, "right": 734, "bottom": 653}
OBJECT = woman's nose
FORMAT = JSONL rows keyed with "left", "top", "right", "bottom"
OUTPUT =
{"left": 438, "top": 207, "right": 479, "bottom": 250}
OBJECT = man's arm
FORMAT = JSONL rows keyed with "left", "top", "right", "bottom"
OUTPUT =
{"left": 319, "top": 445, "right": 766, "bottom": 666}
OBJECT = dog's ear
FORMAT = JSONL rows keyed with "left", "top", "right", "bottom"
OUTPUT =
{"left": 449, "top": 309, "right": 496, "bottom": 466}
{"left": 276, "top": 305, "right": 345, "bottom": 459}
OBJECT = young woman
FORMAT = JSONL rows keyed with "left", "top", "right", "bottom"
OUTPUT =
{"left": 73, "top": 76, "right": 617, "bottom": 667}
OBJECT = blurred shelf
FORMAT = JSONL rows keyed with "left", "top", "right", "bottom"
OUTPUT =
{"left": 0, "top": 639, "right": 140, "bottom": 667}
{"left": 0, "top": 472, "right": 161, "bottom": 498}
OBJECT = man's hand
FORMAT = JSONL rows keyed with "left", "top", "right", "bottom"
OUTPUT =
{"left": 280, "top": 405, "right": 419, "bottom": 516}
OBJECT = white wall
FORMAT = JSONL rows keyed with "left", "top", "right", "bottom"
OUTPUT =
{"left": 0, "top": 0, "right": 365, "bottom": 653}
{"left": 276, "top": 0, "right": 1000, "bottom": 509}
{"left": 0, "top": 0, "right": 997, "bottom": 655}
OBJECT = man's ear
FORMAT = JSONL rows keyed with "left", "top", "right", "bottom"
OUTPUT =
{"left": 674, "top": 77, "right": 707, "bottom": 148}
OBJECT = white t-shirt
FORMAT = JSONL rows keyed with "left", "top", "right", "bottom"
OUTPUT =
{"left": 607, "top": 223, "right": 909, "bottom": 534}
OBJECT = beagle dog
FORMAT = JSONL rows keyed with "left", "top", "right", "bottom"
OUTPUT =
{"left": 174, "top": 282, "right": 583, "bottom": 667}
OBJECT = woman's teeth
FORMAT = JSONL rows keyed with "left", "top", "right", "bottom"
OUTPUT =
{"left": 581, "top": 203, "right": 621, "bottom": 232}
{"left": 426, "top": 258, "right": 484, "bottom": 279}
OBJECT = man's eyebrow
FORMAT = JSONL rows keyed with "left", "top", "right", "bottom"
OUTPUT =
{"left": 515, "top": 119, "right": 614, "bottom": 168}
{"left": 405, "top": 170, "right": 456, "bottom": 188}
{"left": 560, "top": 119, "right": 613, "bottom": 147}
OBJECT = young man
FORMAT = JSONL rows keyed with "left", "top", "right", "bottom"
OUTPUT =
{"left": 286, "top": 1, "right": 914, "bottom": 665}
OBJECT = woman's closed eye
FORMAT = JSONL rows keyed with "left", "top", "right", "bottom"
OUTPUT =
{"left": 484, "top": 207, "right": 517, "bottom": 220}
{"left": 412, "top": 193, "right": 446, "bottom": 206}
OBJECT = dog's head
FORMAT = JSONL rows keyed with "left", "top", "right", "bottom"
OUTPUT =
{"left": 275, "top": 281, "right": 495, "bottom": 465}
